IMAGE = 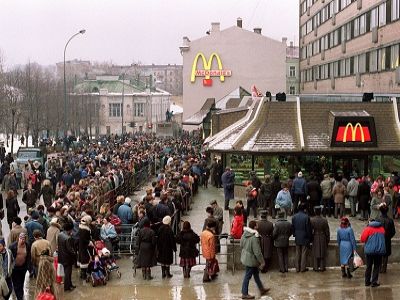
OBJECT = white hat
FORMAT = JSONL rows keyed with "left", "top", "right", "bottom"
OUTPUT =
{"left": 80, "top": 215, "right": 92, "bottom": 225}
{"left": 95, "top": 171, "right": 101, "bottom": 176}
{"left": 298, "top": 171, "right": 303, "bottom": 177}
{"left": 125, "top": 197, "right": 132, "bottom": 204}
{"left": 50, "top": 217, "right": 58, "bottom": 225}
{"left": 101, "top": 248, "right": 110, "bottom": 256}
{"left": 162, "top": 215, "right": 171, "bottom": 225}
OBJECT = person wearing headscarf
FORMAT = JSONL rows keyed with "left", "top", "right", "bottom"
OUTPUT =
{"left": 337, "top": 217, "right": 357, "bottom": 278}
{"left": 9, "top": 233, "right": 31, "bottom": 300}
{"left": 176, "top": 221, "right": 200, "bottom": 278}
{"left": 157, "top": 216, "right": 176, "bottom": 278}
{"left": 34, "top": 249, "right": 57, "bottom": 299}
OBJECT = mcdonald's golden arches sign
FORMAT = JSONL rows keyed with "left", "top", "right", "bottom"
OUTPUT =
{"left": 190, "top": 52, "right": 232, "bottom": 86}
{"left": 331, "top": 116, "right": 377, "bottom": 147}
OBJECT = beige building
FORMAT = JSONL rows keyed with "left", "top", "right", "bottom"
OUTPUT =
{"left": 286, "top": 41, "right": 300, "bottom": 95}
{"left": 72, "top": 76, "right": 170, "bottom": 135}
{"left": 181, "top": 20, "right": 286, "bottom": 123}
{"left": 299, "top": 0, "right": 400, "bottom": 94}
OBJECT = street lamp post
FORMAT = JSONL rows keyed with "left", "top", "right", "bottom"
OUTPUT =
{"left": 63, "top": 29, "right": 86, "bottom": 138}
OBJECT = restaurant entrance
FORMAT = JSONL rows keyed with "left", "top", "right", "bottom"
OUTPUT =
{"left": 332, "top": 155, "right": 368, "bottom": 179}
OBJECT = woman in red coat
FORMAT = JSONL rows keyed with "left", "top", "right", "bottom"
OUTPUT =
{"left": 231, "top": 206, "right": 244, "bottom": 239}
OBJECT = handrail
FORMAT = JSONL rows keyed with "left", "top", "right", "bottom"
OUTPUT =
{"left": 392, "top": 97, "right": 400, "bottom": 135}
{"left": 296, "top": 96, "right": 305, "bottom": 150}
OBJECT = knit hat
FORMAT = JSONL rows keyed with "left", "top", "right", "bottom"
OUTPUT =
{"left": 0, "top": 239, "right": 5, "bottom": 246}
{"left": 125, "top": 197, "right": 132, "bottom": 204}
{"left": 162, "top": 215, "right": 171, "bottom": 225}
{"left": 298, "top": 171, "right": 303, "bottom": 177}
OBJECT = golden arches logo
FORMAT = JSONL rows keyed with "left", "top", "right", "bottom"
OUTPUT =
{"left": 343, "top": 123, "right": 365, "bottom": 142}
{"left": 190, "top": 52, "right": 231, "bottom": 83}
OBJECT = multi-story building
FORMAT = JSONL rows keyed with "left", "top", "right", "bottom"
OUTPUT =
{"left": 181, "top": 19, "right": 287, "bottom": 124}
{"left": 72, "top": 76, "right": 171, "bottom": 135}
{"left": 286, "top": 41, "right": 300, "bottom": 94}
{"left": 299, "top": 0, "right": 400, "bottom": 94}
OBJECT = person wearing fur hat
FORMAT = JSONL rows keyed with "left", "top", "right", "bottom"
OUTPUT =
{"left": 157, "top": 216, "right": 177, "bottom": 279}
{"left": 78, "top": 215, "right": 93, "bottom": 280}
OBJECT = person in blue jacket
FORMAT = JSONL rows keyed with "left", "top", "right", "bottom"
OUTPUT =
{"left": 291, "top": 171, "right": 307, "bottom": 213}
{"left": 275, "top": 183, "right": 293, "bottom": 217}
{"left": 117, "top": 197, "right": 133, "bottom": 224}
{"left": 337, "top": 217, "right": 357, "bottom": 279}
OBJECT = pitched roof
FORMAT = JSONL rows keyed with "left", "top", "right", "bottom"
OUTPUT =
{"left": 183, "top": 98, "right": 215, "bottom": 125}
{"left": 73, "top": 80, "right": 144, "bottom": 94}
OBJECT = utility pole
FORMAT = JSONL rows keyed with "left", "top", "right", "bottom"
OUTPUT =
{"left": 121, "top": 73, "right": 125, "bottom": 135}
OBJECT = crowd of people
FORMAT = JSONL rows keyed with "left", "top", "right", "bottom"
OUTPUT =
{"left": 0, "top": 132, "right": 207, "bottom": 299}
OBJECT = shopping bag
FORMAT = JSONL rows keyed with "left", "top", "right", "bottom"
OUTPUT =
{"left": 36, "top": 287, "right": 56, "bottom": 300}
{"left": 353, "top": 251, "right": 364, "bottom": 268}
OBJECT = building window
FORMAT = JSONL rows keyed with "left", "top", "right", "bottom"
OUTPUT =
{"left": 360, "top": 14, "right": 366, "bottom": 34}
{"left": 392, "top": 0, "right": 400, "bottom": 21}
{"left": 134, "top": 103, "right": 145, "bottom": 117}
{"left": 109, "top": 103, "right": 121, "bottom": 117}
{"left": 391, "top": 44, "right": 399, "bottom": 69}
{"left": 289, "top": 66, "right": 296, "bottom": 77}
{"left": 371, "top": 7, "right": 379, "bottom": 29}
{"left": 359, "top": 53, "right": 366, "bottom": 73}
{"left": 379, "top": 3, "right": 387, "bottom": 27}
{"left": 369, "top": 50, "right": 378, "bottom": 72}
{"left": 289, "top": 86, "right": 296, "bottom": 95}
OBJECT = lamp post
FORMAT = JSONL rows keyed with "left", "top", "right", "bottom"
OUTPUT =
{"left": 63, "top": 29, "right": 85, "bottom": 138}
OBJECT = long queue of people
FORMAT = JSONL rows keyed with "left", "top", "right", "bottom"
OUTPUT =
{"left": 0, "top": 133, "right": 204, "bottom": 300}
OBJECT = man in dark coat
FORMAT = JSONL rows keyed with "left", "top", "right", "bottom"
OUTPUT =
{"left": 257, "top": 211, "right": 274, "bottom": 273}
{"left": 221, "top": 167, "right": 235, "bottom": 210}
{"left": 291, "top": 171, "right": 308, "bottom": 213}
{"left": 358, "top": 179, "right": 371, "bottom": 221}
{"left": 137, "top": 219, "right": 157, "bottom": 280}
{"left": 157, "top": 216, "right": 177, "bottom": 278}
{"left": 377, "top": 204, "right": 396, "bottom": 273}
{"left": 58, "top": 222, "right": 76, "bottom": 291}
{"left": 22, "top": 183, "right": 38, "bottom": 211}
{"left": 273, "top": 211, "right": 292, "bottom": 273}
{"left": 270, "top": 174, "right": 281, "bottom": 219}
{"left": 260, "top": 176, "right": 272, "bottom": 212}
{"left": 310, "top": 206, "right": 330, "bottom": 272}
{"left": 292, "top": 203, "right": 312, "bottom": 272}
{"left": 307, "top": 176, "right": 322, "bottom": 216}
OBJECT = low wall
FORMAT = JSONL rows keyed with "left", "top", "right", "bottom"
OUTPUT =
{"left": 227, "top": 239, "right": 400, "bottom": 271}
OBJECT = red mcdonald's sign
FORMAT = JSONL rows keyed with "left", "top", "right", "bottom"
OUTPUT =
{"left": 335, "top": 122, "right": 371, "bottom": 143}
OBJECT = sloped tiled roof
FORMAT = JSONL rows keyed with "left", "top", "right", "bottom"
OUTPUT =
{"left": 183, "top": 98, "right": 215, "bottom": 125}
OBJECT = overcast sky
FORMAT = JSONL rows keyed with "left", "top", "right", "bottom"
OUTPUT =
{"left": 0, "top": 0, "right": 298, "bottom": 68}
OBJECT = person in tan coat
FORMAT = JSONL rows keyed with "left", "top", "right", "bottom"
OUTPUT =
{"left": 31, "top": 230, "right": 52, "bottom": 273}
{"left": 7, "top": 217, "right": 27, "bottom": 246}
{"left": 46, "top": 218, "right": 61, "bottom": 254}
{"left": 333, "top": 177, "right": 346, "bottom": 219}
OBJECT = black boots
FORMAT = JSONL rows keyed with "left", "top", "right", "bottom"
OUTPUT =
{"left": 346, "top": 268, "right": 353, "bottom": 278}
{"left": 142, "top": 268, "right": 146, "bottom": 280}
{"left": 80, "top": 268, "right": 87, "bottom": 280}
{"left": 162, "top": 266, "right": 173, "bottom": 278}
{"left": 183, "top": 267, "right": 191, "bottom": 278}
{"left": 341, "top": 267, "right": 347, "bottom": 278}
{"left": 146, "top": 268, "right": 153, "bottom": 280}
{"left": 162, "top": 266, "right": 166, "bottom": 278}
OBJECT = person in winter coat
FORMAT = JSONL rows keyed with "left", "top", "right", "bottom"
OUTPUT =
{"left": 291, "top": 171, "right": 307, "bottom": 213}
{"left": 201, "top": 220, "right": 218, "bottom": 283}
{"left": 157, "top": 216, "right": 176, "bottom": 278}
{"left": 6, "top": 190, "right": 20, "bottom": 230}
{"left": 240, "top": 220, "right": 270, "bottom": 299}
{"left": 257, "top": 210, "right": 274, "bottom": 273}
{"left": 0, "top": 238, "right": 13, "bottom": 300}
{"left": 78, "top": 215, "right": 93, "bottom": 280}
{"left": 292, "top": 203, "right": 312, "bottom": 272}
{"left": 358, "top": 178, "right": 371, "bottom": 221}
{"left": 259, "top": 175, "right": 272, "bottom": 212}
{"left": 310, "top": 206, "right": 330, "bottom": 272}
{"left": 231, "top": 206, "right": 244, "bottom": 239}
{"left": 176, "top": 221, "right": 200, "bottom": 278}
{"left": 26, "top": 211, "right": 44, "bottom": 245}
{"left": 360, "top": 220, "right": 386, "bottom": 287}
{"left": 137, "top": 219, "right": 157, "bottom": 280}
{"left": 307, "top": 176, "right": 322, "bottom": 215}
{"left": 270, "top": 174, "right": 282, "bottom": 219}
{"left": 57, "top": 222, "right": 76, "bottom": 292}
{"left": 273, "top": 211, "right": 292, "bottom": 273}
{"left": 210, "top": 200, "right": 224, "bottom": 236}
{"left": 100, "top": 217, "right": 118, "bottom": 254}
{"left": 39, "top": 179, "right": 54, "bottom": 208}
{"left": 7, "top": 217, "right": 27, "bottom": 246}
{"left": 347, "top": 176, "right": 359, "bottom": 217}
{"left": 22, "top": 183, "right": 38, "bottom": 211}
{"left": 370, "top": 189, "right": 384, "bottom": 221}
{"left": 9, "top": 233, "right": 31, "bottom": 300}
{"left": 112, "top": 195, "right": 125, "bottom": 215}
{"left": 46, "top": 218, "right": 61, "bottom": 255}
{"left": 333, "top": 179, "right": 346, "bottom": 219}
{"left": 221, "top": 167, "right": 235, "bottom": 210}
{"left": 117, "top": 197, "right": 133, "bottom": 224}
{"left": 34, "top": 249, "right": 58, "bottom": 299}
{"left": 337, "top": 217, "right": 357, "bottom": 278}
{"left": 320, "top": 174, "right": 333, "bottom": 217}
{"left": 275, "top": 183, "right": 292, "bottom": 217}
{"left": 377, "top": 204, "right": 396, "bottom": 273}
